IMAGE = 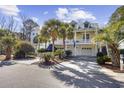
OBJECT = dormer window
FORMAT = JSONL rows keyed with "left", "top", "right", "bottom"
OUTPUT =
{"left": 84, "top": 21, "right": 90, "bottom": 28}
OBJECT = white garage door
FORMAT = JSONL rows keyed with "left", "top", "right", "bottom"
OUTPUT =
{"left": 67, "top": 46, "right": 96, "bottom": 56}
{"left": 81, "top": 48, "right": 93, "bottom": 56}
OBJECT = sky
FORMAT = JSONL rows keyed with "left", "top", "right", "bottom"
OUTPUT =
{"left": 0, "top": 5, "right": 121, "bottom": 31}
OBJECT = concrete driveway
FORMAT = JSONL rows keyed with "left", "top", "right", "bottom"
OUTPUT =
{"left": 0, "top": 56, "right": 124, "bottom": 88}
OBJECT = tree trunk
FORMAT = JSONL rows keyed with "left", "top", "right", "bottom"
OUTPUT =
{"left": 5, "top": 46, "right": 11, "bottom": 60}
{"left": 109, "top": 45, "right": 120, "bottom": 67}
{"left": 52, "top": 39, "right": 55, "bottom": 56}
{"left": 63, "top": 37, "right": 65, "bottom": 51}
{"left": 45, "top": 42, "right": 47, "bottom": 49}
{"left": 0, "top": 45, "right": 2, "bottom": 55}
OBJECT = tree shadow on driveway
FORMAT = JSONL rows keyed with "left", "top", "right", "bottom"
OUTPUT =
{"left": 51, "top": 56, "right": 124, "bottom": 88}
{"left": 0, "top": 60, "right": 16, "bottom": 67}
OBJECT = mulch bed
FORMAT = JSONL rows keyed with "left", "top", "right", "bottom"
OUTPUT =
{"left": 38, "top": 58, "right": 61, "bottom": 66}
{"left": 101, "top": 62, "right": 124, "bottom": 73}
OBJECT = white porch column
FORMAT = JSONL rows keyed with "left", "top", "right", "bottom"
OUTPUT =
{"left": 120, "top": 54, "right": 124, "bottom": 71}
{"left": 99, "top": 42, "right": 102, "bottom": 52}
{"left": 95, "top": 24, "right": 98, "bottom": 54}
{"left": 85, "top": 29, "right": 87, "bottom": 43}
{"left": 106, "top": 42, "right": 110, "bottom": 56}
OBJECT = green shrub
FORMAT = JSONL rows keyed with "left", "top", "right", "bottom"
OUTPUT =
{"left": 97, "top": 52, "right": 104, "bottom": 57}
{"left": 14, "top": 41, "right": 35, "bottom": 59}
{"left": 37, "top": 48, "right": 46, "bottom": 53}
{"left": 14, "top": 50, "right": 25, "bottom": 59}
{"left": 97, "top": 56, "right": 105, "bottom": 65}
{"left": 103, "top": 55, "right": 111, "bottom": 62}
{"left": 97, "top": 55, "right": 111, "bottom": 65}
{"left": 43, "top": 53, "right": 51, "bottom": 62}
{"left": 42, "top": 53, "right": 52, "bottom": 65}
{"left": 54, "top": 50, "right": 64, "bottom": 56}
{"left": 65, "top": 50, "right": 72, "bottom": 57}
{"left": 54, "top": 49, "right": 64, "bottom": 59}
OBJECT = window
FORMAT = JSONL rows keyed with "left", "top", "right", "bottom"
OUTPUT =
{"left": 82, "top": 34, "right": 90, "bottom": 41}
{"left": 86, "top": 34, "right": 90, "bottom": 40}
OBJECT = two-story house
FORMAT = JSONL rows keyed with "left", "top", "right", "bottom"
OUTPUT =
{"left": 30, "top": 27, "right": 40, "bottom": 51}
{"left": 55, "top": 21, "right": 99, "bottom": 56}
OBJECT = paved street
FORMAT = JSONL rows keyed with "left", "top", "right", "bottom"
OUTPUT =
{"left": 0, "top": 56, "right": 124, "bottom": 88}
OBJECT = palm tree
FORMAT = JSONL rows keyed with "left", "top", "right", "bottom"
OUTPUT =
{"left": 58, "top": 22, "right": 68, "bottom": 50}
{"left": 1, "top": 35, "right": 16, "bottom": 60}
{"left": 94, "top": 21, "right": 124, "bottom": 66}
{"left": 67, "top": 24, "right": 74, "bottom": 40}
{"left": 58, "top": 22, "right": 74, "bottom": 50}
{"left": 94, "top": 6, "right": 124, "bottom": 67}
{"left": 38, "top": 36, "right": 50, "bottom": 49}
{"left": 43, "top": 19, "right": 61, "bottom": 55}
{"left": 39, "top": 26, "right": 50, "bottom": 49}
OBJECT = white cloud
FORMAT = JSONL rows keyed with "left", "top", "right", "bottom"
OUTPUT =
{"left": 43, "top": 11, "right": 48, "bottom": 15}
{"left": 0, "top": 5, "right": 20, "bottom": 16}
{"left": 56, "top": 8, "right": 68, "bottom": 20}
{"left": 32, "top": 17, "right": 38, "bottom": 22}
{"left": 13, "top": 17, "right": 21, "bottom": 22}
{"left": 56, "top": 8, "right": 96, "bottom": 22}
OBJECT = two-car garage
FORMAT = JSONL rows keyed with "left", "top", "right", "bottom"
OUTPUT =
{"left": 67, "top": 44, "right": 97, "bottom": 56}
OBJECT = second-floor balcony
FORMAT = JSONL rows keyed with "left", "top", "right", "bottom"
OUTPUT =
{"left": 65, "top": 39, "right": 92, "bottom": 45}
{"left": 55, "top": 39, "right": 92, "bottom": 45}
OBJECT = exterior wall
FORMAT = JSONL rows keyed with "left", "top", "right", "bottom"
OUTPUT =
{"left": 55, "top": 29, "right": 97, "bottom": 56}
{"left": 119, "top": 41, "right": 124, "bottom": 49}
{"left": 30, "top": 30, "right": 38, "bottom": 44}
{"left": 76, "top": 31, "right": 95, "bottom": 43}
{"left": 66, "top": 44, "right": 96, "bottom": 56}
{"left": 30, "top": 27, "right": 40, "bottom": 44}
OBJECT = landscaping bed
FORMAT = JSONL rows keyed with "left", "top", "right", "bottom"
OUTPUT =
{"left": 96, "top": 52, "right": 124, "bottom": 73}
{"left": 38, "top": 49, "right": 72, "bottom": 67}
{"left": 101, "top": 63, "right": 124, "bottom": 73}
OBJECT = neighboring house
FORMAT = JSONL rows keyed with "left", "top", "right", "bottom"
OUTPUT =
{"left": 30, "top": 26, "right": 50, "bottom": 50}
{"left": 55, "top": 21, "right": 99, "bottom": 56}
{"left": 30, "top": 27, "right": 39, "bottom": 46}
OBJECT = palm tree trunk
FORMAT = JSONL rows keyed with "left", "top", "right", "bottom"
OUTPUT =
{"left": 52, "top": 39, "right": 55, "bottom": 56}
{"left": 109, "top": 45, "right": 120, "bottom": 67}
{"left": 5, "top": 46, "right": 11, "bottom": 60}
{"left": 45, "top": 42, "right": 47, "bottom": 49}
{"left": 0, "top": 45, "right": 2, "bottom": 55}
{"left": 63, "top": 37, "right": 65, "bottom": 51}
